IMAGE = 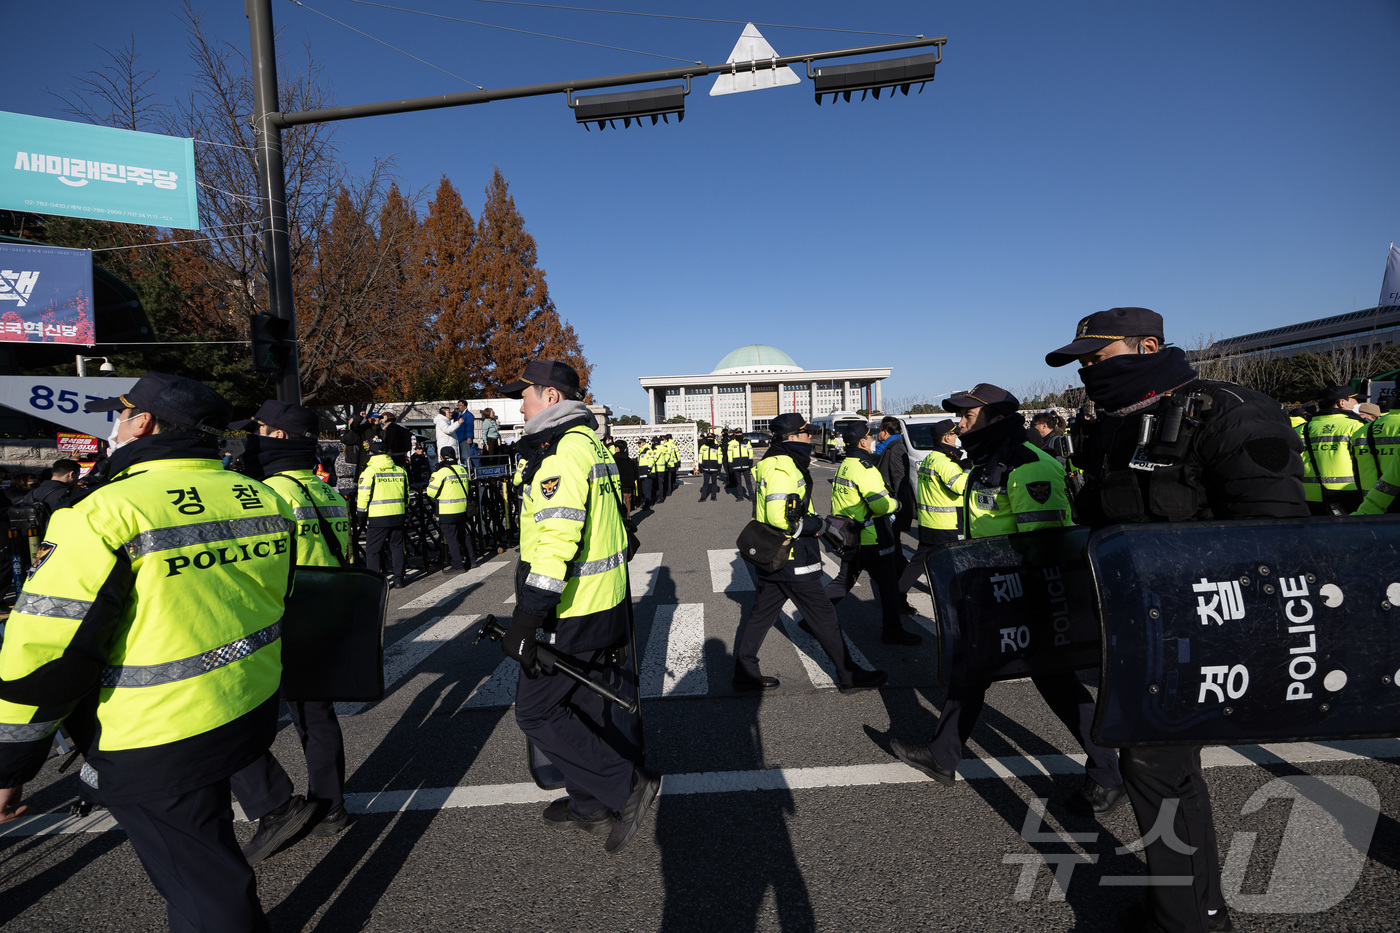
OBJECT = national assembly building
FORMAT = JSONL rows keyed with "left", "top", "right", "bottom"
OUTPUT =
{"left": 638, "top": 345, "right": 892, "bottom": 432}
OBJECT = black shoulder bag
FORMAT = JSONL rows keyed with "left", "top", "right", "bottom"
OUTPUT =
{"left": 737, "top": 474, "right": 811, "bottom": 574}
{"left": 275, "top": 473, "right": 389, "bottom": 702}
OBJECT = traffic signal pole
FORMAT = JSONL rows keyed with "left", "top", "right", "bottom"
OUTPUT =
{"left": 247, "top": 0, "right": 302, "bottom": 404}
{"left": 245, "top": 0, "right": 944, "bottom": 405}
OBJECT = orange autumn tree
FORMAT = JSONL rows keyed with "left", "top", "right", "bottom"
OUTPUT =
{"left": 471, "top": 168, "right": 591, "bottom": 397}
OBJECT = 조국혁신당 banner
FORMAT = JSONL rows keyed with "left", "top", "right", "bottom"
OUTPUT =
{"left": 0, "top": 111, "right": 200, "bottom": 230}
{"left": 0, "top": 241, "right": 95, "bottom": 345}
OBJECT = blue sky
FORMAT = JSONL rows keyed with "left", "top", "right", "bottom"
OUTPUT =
{"left": 5, "top": 1, "right": 1399, "bottom": 415}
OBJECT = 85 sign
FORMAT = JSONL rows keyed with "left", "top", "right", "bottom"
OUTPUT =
{"left": 0, "top": 376, "right": 138, "bottom": 437}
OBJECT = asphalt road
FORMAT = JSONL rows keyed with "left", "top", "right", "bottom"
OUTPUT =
{"left": 3, "top": 459, "right": 1399, "bottom": 932}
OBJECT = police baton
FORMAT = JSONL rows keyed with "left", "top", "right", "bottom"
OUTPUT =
{"left": 474, "top": 614, "right": 639, "bottom": 715}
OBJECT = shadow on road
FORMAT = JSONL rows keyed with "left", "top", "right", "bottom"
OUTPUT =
{"left": 657, "top": 637, "right": 815, "bottom": 933}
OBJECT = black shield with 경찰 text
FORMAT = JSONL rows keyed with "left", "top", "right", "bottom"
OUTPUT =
{"left": 924, "top": 526, "right": 1100, "bottom": 685}
{"left": 1088, "top": 516, "right": 1400, "bottom": 747}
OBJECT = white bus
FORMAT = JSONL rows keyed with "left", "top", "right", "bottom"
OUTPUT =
{"left": 809, "top": 410, "right": 867, "bottom": 461}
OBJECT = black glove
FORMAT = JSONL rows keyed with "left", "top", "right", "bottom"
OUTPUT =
{"left": 502, "top": 609, "right": 544, "bottom": 678}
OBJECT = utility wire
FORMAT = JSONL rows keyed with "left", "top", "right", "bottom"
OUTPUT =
{"left": 286, "top": 0, "right": 487, "bottom": 87}
{"left": 338, "top": 0, "right": 917, "bottom": 38}
{"left": 327, "top": 0, "right": 701, "bottom": 63}
{"left": 91, "top": 234, "right": 254, "bottom": 252}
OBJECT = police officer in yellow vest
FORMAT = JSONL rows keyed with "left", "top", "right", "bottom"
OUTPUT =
{"left": 1355, "top": 399, "right": 1400, "bottom": 495}
{"left": 427, "top": 446, "right": 473, "bottom": 573}
{"left": 0, "top": 373, "right": 295, "bottom": 931}
{"left": 499, "top": 360, "right": 659, "bottom": 853}
{"left": 827, "top": 423, "right": 922, "bottom": 646}
{"left": 733, "top": 413, "right": 887, "bottom": 693}
{"left": 726, "top": 430, "right": 755, "bottom": 500}
{"left": 890, "top": 384, "right": 1123, "bottom": 815}
{"left": 1299, "top": 385, "right": 1368, "bottom": 515}
{"left": 357, "top": 439, "right": 408, "bottom": 587}
{"left": 896, "top": 418, "right": 968, "bottom": 600}
{"left": 228, "top": 399, "right": 354, "bottom": 864}
{"left": 698, "top": 433, "right": 723, "bottom": 501}
{"left": 636, "top": 441, "right": 656, "bottom": 508}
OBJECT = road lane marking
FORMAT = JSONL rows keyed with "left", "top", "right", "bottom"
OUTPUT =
{"left": 336, "top": 613, "right": 482, "bottom": 716}
{"left": 641, "top": 603, "right": 707, "bottom": 698}
{"left": 779, "top": 601, "right": 873, "bottom": 690}
{"left": 709, "top": 549, "right": 755, "bottom": 593}
{"left": 398, "top": 561, "right": 507, "bottom": 610}
{"left": 462, "top": 658, "right": 518, "bottom": 708}
{"left": 630, "top": 551, "right": 664, "bottom": 600}
{"left": 10, "top": 739, "right": 1398, "bottom": 837}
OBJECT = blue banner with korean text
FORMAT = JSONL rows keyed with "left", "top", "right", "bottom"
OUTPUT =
{"left": 0, "top": 111, "right": 200, "bottom": 230}
{"left": 0, "top": 241, "right": 95, "bottom": 345}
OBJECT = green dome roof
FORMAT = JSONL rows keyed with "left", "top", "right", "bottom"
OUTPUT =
{"left": 713, "top": 345, "right": 801, "bottom": 374}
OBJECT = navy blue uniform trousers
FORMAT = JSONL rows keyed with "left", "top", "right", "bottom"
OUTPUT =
{"left": 365, "top": 524, "right": 405, "bottom": 583}
{"left": 108, "top": 778, "right": 268, "bottom": 933}
{"left": 439, "top": 516, "right": 472, "bottom": 570}
{"left": 514, "top": 646, "right": 640, "bottom": 816}
{"left": 736, "top": 573, "right": 860, "bottom": 686}
{"left": 929, "top": 672, "right": 1122, "bottom": 789}
{"left": 231, "top": 700, "right": 346, "bottom": 819}
{"left": 1122, "top": 745, "right": 1225, "bottom": 933}
{"left": 826, "top": 543, "right": 904, "bottom": 634}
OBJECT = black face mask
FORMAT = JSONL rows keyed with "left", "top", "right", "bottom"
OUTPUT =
{"left": 241, "top": 434, "right": 318, "bottom": 479}
{"left": 1077, "top": 346, "right": 1198, "bottom": 414}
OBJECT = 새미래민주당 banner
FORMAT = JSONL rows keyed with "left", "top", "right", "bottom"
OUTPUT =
{"left": 0, "top": 241, "right": 95, "bottom": 345}
{"left": 0, "top": 111, "right": 200, "bottom": 230}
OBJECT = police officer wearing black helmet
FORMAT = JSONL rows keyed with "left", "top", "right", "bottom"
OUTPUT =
{"left": 1046, "top": 307, "right": 1307, "bottom": 933}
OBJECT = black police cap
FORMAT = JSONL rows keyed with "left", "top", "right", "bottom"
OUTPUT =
{"left": 85, "top": 371, "right": 231, "bottom": 436}
{"left": 841, "top": 423, "right": 870, "bottom": 447}
{"left": 500, "top": 359, "right": 584, "bottom": 401}
{"left": 229, "top": 399, "right": 320, "bottom": 438}
{"left": 1318, "top": 385, "right": 1360, "bottom": 404}
{"left": 1045, "top": 307, "right": 1166, "bottom": 367}
{"left": 770, "top": 413, "right": 812, "bottom": 437}
{"left": 943, "top": 383, "right": 1020, "bottom": 416}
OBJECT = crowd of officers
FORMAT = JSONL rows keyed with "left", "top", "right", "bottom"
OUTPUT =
{"left": 0, "top": 304, "right": 1395, "bottom": 932}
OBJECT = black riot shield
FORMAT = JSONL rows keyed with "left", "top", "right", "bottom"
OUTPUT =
{"left": 924, "top": 526, "right": 1101, "bottom": 685}
{"left": 1088, "top": 515, "right": 1400, "bottom": 747}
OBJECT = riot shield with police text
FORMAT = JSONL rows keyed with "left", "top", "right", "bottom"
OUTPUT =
{"left": 1089, "top": 516, "right": 1400, "bottom": 747}
{"left": 924, "top": 526, "right": 1100, "bottom": 685}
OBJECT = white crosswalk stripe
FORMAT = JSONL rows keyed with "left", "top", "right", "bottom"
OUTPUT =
{"left": 709, "top": 548, "right": 756, "bottom": 592}
{"left": 630, "top": 551, "right": 664, "bottom": 599}
{"left": 778, "top": 601, "right": 873, "bottom": 689}
{"left": 336, "top": 613, "right": 482, "bottom": 716}
{"left": 462, "top": 658, "right": 519, "bottom": 708}
{"left": 399, "top": 561, "right": 507, "bottom": 610}
{"left": 640, "top": 603, "right": 707, "bottom": 698}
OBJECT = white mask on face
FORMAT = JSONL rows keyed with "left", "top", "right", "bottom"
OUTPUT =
{"left": 107, "top": 413, "right": 141, "bottom": 452}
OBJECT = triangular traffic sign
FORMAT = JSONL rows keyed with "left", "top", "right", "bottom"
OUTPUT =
{"left": 709, "top": 24, "right": 802, "bottom": 96}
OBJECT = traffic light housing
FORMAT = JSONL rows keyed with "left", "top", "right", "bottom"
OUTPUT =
{"left": 250, "top": 313, "right": 294, "bottom": 376}
{"left": 571, "top": 84, "right": 688, "bottom": 130}
{"left": 812, "top": 51, "right": 941, "bottom": 105}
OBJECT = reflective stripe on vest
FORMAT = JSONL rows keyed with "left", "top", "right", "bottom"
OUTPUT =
{"left": 125, "top": 515, "right": 291, "bottom": 558}
{"left": 99, "top": 621, "right": 281, "bottom": 689}
{"left": 0, "top": 719, "right": 60, "bottom": 742}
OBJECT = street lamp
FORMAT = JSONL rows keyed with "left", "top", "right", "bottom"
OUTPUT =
{"left": 76, "top": 355, "right": 116, "bottom": 377}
